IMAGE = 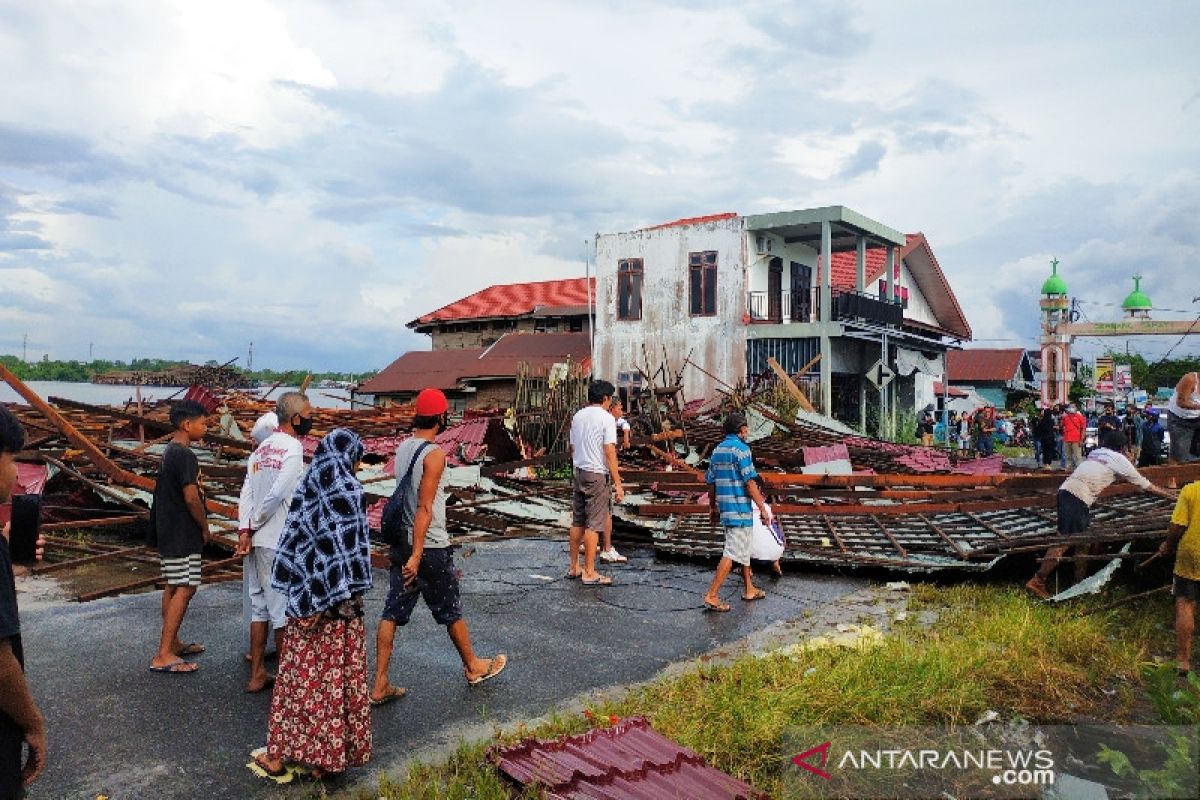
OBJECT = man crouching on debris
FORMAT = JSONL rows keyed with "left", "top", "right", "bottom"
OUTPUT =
{"left": 703, "top": 412, "right": 772, "bottom": 612}
{"left": 566, "top": 379, "right": 624, "bottom": 585}
{"left": 1026, "top": 429, "right": 1176, "bottom": 600}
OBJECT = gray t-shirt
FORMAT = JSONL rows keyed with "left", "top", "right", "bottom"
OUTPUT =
{"left": 394, "top": 437, "right": 449, "bottom": 549}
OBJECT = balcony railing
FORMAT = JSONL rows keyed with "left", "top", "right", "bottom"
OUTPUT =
{"left": 747, "top": 288, "right": 817, "bottom": 324}
{"left": 830, "top": 289, "right": 903, "bottom": 327}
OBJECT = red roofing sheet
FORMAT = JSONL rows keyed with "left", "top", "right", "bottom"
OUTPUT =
{"left": 641, "top": 212, "right": 739, "bottom": 231}
{"left": 489, "top": 716, "right": 766, "bottom": 800}
{"left": 356, "top": 348, "right": 489, "bottom": 394}
{"left": 15, "top": 462, "right": 49, "bottom": 496}
{"left": 828, "top": 233, "right": 916, "bottom": 290}
{"left": 412, "top": 278, "right": 592, "bottom": 326}
{"left": 802, "top": 443, "right": 850, "bottom": 465}
{"left": 933, "top": 381, "right": 969, "bottom": 399}
{"left": 946, "top": 348, "right": 1025, "bottom": 383}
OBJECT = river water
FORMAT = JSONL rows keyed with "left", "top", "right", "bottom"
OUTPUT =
{"left": 0, "top": 380, "right": 352, "bottom": 410}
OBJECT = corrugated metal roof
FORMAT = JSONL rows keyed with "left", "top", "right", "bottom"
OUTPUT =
{"left": 488, "top": 716, "right": 767, "bottom": 800}
{"left": 410, "top": 278, "right": 592, "bottom": 327}
{"left": 947, "top": 348, "right": 1026, "bottom": 383}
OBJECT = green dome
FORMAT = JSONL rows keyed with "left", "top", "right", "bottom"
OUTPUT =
{"left": 1041, "top": 258, "right": 1068, "bottom": 296}
{"left": 1121, "top": 275, "right": 1152, "bottom": 311}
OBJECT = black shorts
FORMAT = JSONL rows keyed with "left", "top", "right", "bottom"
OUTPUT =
{"left": 1174, "top": 575, "right": 1200, "bottom": 602}
{"left": 1056, "top": 490, "right": 1090, "bottom": 535}
{"left": 381, "top": 548, "right": 463, "bottom": 626}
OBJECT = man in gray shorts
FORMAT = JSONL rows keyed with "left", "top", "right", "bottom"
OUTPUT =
{"left": 567, "top": 380, "right": 624, "bottom": 585}
{"left": 703, "top": 412, "right": 772, "bottom": 612}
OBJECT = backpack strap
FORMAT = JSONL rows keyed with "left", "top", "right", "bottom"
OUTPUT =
{"left": 398, "top": 440, "right": 433, "bottom": 546}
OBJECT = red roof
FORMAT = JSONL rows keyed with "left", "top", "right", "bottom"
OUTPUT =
{"left": 946, "top": 348, "right": 1026, "bottom": 383}
{"left": 411, "top": 278, "right": 592, "bottom": 327}
{"left": 358, "top": 332, "right": 591, "bottom": 395}
{"left": 933, "top": 381, "right": 969, "bottom": 399}
{"left": 641, "top": 212, "right": 739, "bottom": 231}
{"left": 828, "top": 235, "right": 916, "bottom": 290}
{"left": 488, "top": 716, "right": 767, "bottom": 799}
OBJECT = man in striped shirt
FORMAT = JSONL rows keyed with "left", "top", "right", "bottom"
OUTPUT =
{"left": 703, "top": 412, "right": 772, "bottom": 612}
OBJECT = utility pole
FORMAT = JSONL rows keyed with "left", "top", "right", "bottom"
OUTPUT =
{"left": 89, "top": 342, "right": 94, "bottom": 361}
{"left": 22, "top": 334, "right": 27, "bottom": 363}
{"left": 248, "top": 341, "right": 254, "bottom": 372}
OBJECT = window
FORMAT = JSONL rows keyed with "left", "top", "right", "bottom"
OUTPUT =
{"left": 689, "top": 251, "right": 718, "bottom": 316}
{"left": 618, "top": 258, "right": 643, "bottom": 320}
{"left": 569, "top": 317, "right": 584, "bottom": 332}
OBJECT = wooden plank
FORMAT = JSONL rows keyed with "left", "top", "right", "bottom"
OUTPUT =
{"left": 766, "top": 357, "right": 815, "bottom": 413}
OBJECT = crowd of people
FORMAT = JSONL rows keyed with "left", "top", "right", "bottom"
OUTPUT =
{"left": 3, "top": 372, "right": 1200, "bottom": 791}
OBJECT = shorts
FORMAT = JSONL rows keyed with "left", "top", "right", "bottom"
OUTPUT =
{"left": 1056, "top": 490, "right": 1090, "bottom": 536}
{"left": 381, "top": 548, "right": 463, "bottom": 626}
{"left": 246, "top": 546, "right": 287, "bottom": 629}
{"left": 722, "top": 525, "right": 753, "bottom": 566}
{"left": 571, "top": 469, "right": 611, "bottom": 532}
{"left": 160, "top": 553, "right": 202, "bottom": 587}
{"left": 1174, "top": 575, "right": 1200, "bottom": 601}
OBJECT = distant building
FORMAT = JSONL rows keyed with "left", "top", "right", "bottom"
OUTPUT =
{"left": 356, "top": 331, "right": 591, "bottom": 411}
{"left": 593, "top": 207, "right": 971, "bottom": 433}
{"left": 946, "top": 348, "right": 1037, "bottom": 408}
{"left": 407, "top": 278, "right": 592, "bottom": 350}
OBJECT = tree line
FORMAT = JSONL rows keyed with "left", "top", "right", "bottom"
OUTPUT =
{"left": 0, "top": 355, "right": 374, "bottom": 385}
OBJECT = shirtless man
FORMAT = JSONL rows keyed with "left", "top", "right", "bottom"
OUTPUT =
{"left": 1167, "top": 372, "right": 1200, "bottom": 464}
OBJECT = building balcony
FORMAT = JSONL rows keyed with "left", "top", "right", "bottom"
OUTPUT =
{"left": 830, "top": 289, "right": 903, "bottom": 328}
{"left": 747, "top": 289, "right": 817, "bottom": 324}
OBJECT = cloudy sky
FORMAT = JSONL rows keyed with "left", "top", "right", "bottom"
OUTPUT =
{"left": 1, "top": 0, "right": 1198, "bottom": 373}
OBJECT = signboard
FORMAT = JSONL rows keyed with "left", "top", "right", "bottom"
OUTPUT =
{"left": 1115, "top": 363, "right": 1132, "bottom": 392}
{"left": 1095, "top": 356, "right": 1114, "bottom": 394}
{"left": 865, "top": 359, "right": 895, "bottom": 389}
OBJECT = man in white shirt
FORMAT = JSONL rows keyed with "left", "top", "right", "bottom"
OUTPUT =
{"left": 1026, "top": 429, "right": 1176, "bottom": 599}
{"left": 236, "top": 392, "right": 310, "bottom": 692}
{"left": 597, "top": 398, "right": 632, "bottom": 564}
{"left": 567, "top": 380, "right": 624, "bottom": 584}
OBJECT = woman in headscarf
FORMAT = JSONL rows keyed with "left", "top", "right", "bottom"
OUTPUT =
{"left": 251, "top": 428, "right": 372, "bottom": 781}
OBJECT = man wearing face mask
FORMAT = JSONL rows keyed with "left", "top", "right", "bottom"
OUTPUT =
{"left": 235, "top": 392, "right": 310, "bottom": 692}
{"left": 372, "top": 388, "right": 506, "bottom": 702}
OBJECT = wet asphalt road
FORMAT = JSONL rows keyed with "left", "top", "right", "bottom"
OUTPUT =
{"left": 19, "top": 538, "right": 866, "bottom": 799}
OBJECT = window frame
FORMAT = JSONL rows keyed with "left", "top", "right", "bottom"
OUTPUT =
{"left": 617, "top": 258, "right": 644, "bottom": 321}
{"left": 688, "top": 251, "right": 718, "bottom": 317}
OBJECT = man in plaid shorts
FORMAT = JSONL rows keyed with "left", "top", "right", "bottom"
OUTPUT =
{"left": 148, "top": 400, "right": 213, "bottom": 674}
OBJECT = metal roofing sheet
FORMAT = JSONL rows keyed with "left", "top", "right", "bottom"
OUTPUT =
{"left": 412, "top": 278, "right": 592, "bottom": 326}
{"left": 489, "top": 716, "right": 767, "bottom": 800}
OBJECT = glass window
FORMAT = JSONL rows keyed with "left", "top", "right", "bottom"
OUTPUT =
{"left": 689, "top": 251, "right": 717, "bottom": 316}
{"left": 618, "top": 258, "right": 643, "bottom": 320}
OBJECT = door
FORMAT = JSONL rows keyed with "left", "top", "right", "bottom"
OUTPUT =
{"left": 791, "top": 262, "right": 812, "bottom": 322}
{"left": 767, "top": 258, "right": 783, "bottom": 323}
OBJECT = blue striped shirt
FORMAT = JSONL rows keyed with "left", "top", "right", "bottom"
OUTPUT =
{"left": 705, "top": 435, "right": 759, "bottom": 527}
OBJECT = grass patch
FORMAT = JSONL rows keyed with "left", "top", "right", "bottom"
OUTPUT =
{"left": 367, "top": 583, "right": 1177, "bottom": 799}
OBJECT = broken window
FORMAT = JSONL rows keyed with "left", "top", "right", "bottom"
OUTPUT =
{"left": 689, "top": 251, "right": 718, "bottom": 316}
{"left": 618, "top": 258, "right": 643, "bottom": 320}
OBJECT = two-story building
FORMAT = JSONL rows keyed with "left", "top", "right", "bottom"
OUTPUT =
{"left": 593, "top": 207, "right": 971, "bottom": 433}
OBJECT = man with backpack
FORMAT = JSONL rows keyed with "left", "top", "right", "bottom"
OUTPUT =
{"left": 371, "top": 388, "right": 506, "bottom": 705}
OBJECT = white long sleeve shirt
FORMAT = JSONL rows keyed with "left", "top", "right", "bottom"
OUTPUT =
{"left": 237, "top": 431, "right": 305, "bottom": 550}
{"left": 1059, "top": 447, "right": 1152, "bottom": 507}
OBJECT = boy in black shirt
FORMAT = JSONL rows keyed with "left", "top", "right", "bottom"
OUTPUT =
{"left": 0, "top": 406, "right": 46, "bottom": 795}
{"left": 149, "top": 400, "right": 212, "bottom": 674}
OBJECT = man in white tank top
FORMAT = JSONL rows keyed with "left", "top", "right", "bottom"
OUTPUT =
{"left": 1167, "top": 372, "right": 1200, "bottom": 464}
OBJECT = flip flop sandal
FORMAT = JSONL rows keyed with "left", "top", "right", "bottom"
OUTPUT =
{"left": 149, "top": 659, "right": 198, "bottom": 674}
{"left": 580, "top": 574, "right": 613, "bottom": 585}
{"left": 177, "top": 643, "right": 206, "bottom": 656}
{"left": 703, "top": 600, "right": 731, "bottom": 612}
{"left": 370, "top": 686, "right": 408, "bottom": 706}
{"left": 467, "top": 654, "right": 508, "bottom": 686}
{"left": 247, "top": 749, "right": 295, "bottom": 784}
{"left": 742, "top": 589, "right": 766, "bottom": 601}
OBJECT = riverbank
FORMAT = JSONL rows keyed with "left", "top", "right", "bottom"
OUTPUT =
{"left": 0, "top": 380, "right": 351, "bottom": 409}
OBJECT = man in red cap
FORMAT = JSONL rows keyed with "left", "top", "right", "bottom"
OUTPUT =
{"left": 372, "top": 388, "right": 506, "bottom": 702}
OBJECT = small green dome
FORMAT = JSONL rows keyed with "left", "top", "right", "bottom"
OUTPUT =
{"left": 1041, "top": 258, "right": 1068, "bottom": 296}
{"left": 1121, "top": 275, "right": 1152, "bottom": 311}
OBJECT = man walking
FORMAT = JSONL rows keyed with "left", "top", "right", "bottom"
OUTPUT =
{"left": 1154, "top": 479, "right": 1200, "bottom": 676}
{"left": 566, "top": 380, "right": 624, "bottom": 585}
{"left": 1026, "top": 430, "right": 1176, "bottom": 599}
{"left": 1060, "top": 403, "right": 1086, "bottom": 469}
{"left": 236, "top": 392, "right": 309, "bottom": 692}
{"left": 703, "top": 412, "right": 772, "bottom": 612}
{"left": 0, "top": 407, "right": 46, "bottom": 795}
{"left": 372, "top": 388, "right": 506, "bottom": 702}
{"left": 149, "top": 400, "right": 213, "bottom": 674}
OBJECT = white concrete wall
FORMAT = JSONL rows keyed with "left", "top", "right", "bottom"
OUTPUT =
{"left": 594, "top": 217, "right": 746, "bottom": 403}
{"left": 899, "top": 260, "right": 938, "bottom": 328}
{"left": 744, "top": 234, "right": 818, "bottom": 294}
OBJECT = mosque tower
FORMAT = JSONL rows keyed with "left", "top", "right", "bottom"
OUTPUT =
{"left": 1039, "top": 258, "right": 1071, "bottom": 407}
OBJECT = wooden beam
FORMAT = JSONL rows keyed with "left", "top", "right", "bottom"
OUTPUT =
{"left": 766, "top": 357, "right": 815, "bottom": 413}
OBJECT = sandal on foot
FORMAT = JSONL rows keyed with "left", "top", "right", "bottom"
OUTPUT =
{"left": 467, "top": 654, "right": 508, "bottom": 686}
{"left": 703, "top": 599, "right": 731, "bottom": 612}
{"left": 244, "top": 674, "right": 276, "bottom": 694}
{"left": 176, "top": 642, "right": 205, "bottom": 656}
{"left": 248, "top": 750, "right": 293, "bottom": 784}
{"left": 565, "top": 570, "right": 582, "bottom": 580}
{"left": 580, "top": 574, "right": 612, "bottom": 585}
{"left": 742, "top": 588, "right": 766, "bottom": 601}
{"left": 370, "top": 686, "right": 408, "bottom": 706}
{"left": 149, "top": 659, "right": 198, "bottom": 674}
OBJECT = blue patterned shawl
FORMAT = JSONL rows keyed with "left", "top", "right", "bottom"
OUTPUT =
{"left": 272, "top": 428, "right": 373, "bottom": 618}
